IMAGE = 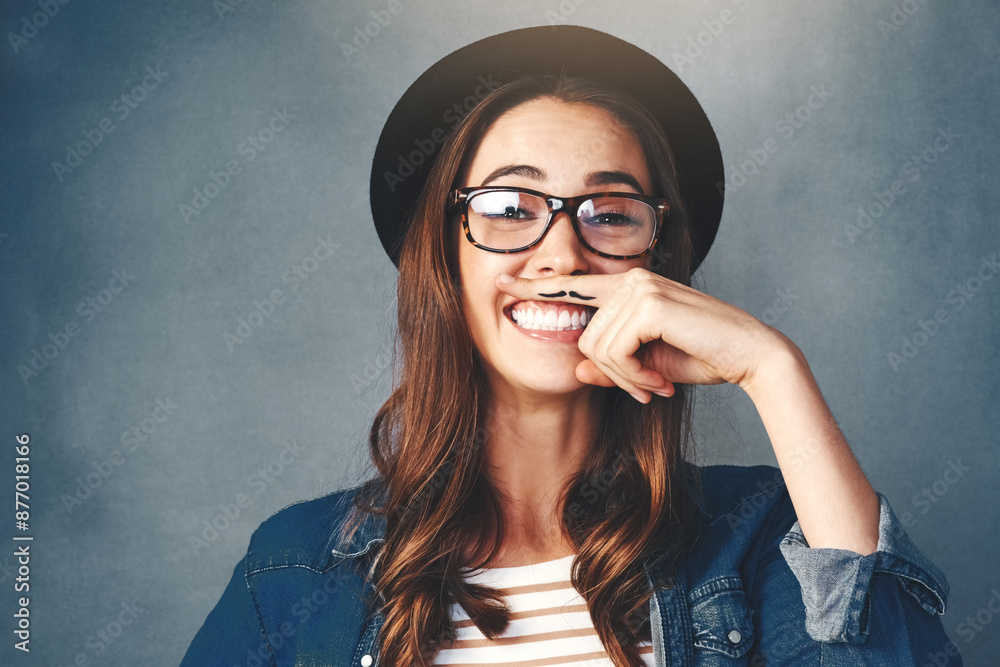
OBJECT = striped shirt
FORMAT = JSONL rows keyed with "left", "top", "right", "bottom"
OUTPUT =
{"left": 432, "top": 554, "right": 655, "bottom": 666}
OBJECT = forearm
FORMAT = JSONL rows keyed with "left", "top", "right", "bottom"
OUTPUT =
{"left": 741, "top": 336, "right": 880, "bottom": 555}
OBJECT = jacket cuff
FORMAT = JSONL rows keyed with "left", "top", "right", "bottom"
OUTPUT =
{"left": 778, "top": 492, "right": 950, "bottom": 643}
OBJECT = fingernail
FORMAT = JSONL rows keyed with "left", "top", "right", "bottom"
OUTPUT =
{"left": 498, "top": 273, "right": 514, "bottom": 284}
{"left": 630, "top": 392, "right": 646, "bottom": 403}
{"left": 653, "top": 390, "right": 672, "bottom": 399}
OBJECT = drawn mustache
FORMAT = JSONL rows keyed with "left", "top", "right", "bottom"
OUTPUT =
{"left": 537, "top": 290, "right": 596, "bottom": 301}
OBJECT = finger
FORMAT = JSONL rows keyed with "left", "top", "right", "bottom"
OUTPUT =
{"left": 495, "top": 272, "right": 619, "bottom": 307}
{"left": 608, "top": 337, "right": 670, "bottom": 388}
{"left": 575, "top": 295, "right": 649, "bottom": 399}
{"left": 635, "top": 345, "right": 677, "bottom": 397}
{"left": 577, "top": 360, "right": 674, "bottom": 399}
{"left": 590, "top": 353, "right": 671, "bottom": 402}
{"left": 583, "top": 296, "right": 649, "bottom": 381}
{"left": 577, "top": 342, "right": 660, "bottom": 403}
{"left": 580, "top": 291, "right": 670, "bottom": 396}
{"left": 575, "top": 359, "right": 617, "bottom": 387}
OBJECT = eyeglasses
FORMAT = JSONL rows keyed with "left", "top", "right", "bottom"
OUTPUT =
{"left": 448, "top": 186, "right": 669, "bottom": 259}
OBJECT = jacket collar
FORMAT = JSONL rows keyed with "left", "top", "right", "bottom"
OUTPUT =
{"left": 329, "top": 485, "right": 387, "bottom": 561}
{"left": 325, "top": 482, "right": 690, "bottom": 574}
{"left": 327, "top": 464, "right": 720, "bottom": 566}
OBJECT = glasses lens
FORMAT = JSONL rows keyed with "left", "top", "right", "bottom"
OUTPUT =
{"left": 577, "top": 197, "right": 656, "bottom": 255}
{"left": 467, "top": 190, "right": 548, "bottom": 250}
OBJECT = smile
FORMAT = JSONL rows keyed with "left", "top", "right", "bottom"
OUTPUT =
{"left": 505, "top": 300, "right": 597, "bottom": 332}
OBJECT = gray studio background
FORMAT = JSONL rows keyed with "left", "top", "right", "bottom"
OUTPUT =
{"left": 1, "top": 0, "right": 997, "bottom": 665}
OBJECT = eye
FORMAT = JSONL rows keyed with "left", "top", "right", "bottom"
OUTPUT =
{"left": 578, "top": 198, "right": 655, "bottom": 230}
{"left": 586, "top": 210, "right": 642, "bottom": 227}
{"left": 470, "top": 192, "right": 546, "bottom": 222}
{"left": 497, "top": 206, "right": 529, "bottom": 219}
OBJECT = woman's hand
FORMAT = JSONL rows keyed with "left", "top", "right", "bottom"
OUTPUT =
{"left": 498, "top": 267, "right": 882, "bottom": 554}
{"left": 495, "top": 267, "right": 795, "bottom": 402}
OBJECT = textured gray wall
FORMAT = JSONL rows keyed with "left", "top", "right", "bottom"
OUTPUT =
{"left": 0, "top": 0, "right": 997, "bottom": 665}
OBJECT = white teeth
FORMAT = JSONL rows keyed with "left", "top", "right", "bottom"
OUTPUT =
{"left": 509, "top": 305, "right": 592, "bottom": 332}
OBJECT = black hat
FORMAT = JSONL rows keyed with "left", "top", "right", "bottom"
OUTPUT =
{"left": 369, "top": 25, "right": 724, "bottom": 272}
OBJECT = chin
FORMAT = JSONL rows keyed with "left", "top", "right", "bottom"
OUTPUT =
{"left": 473, "top": 326, "right": 592, "bottom": 398}
{"left": 500, "top": 363, "right": 592, "bottom": 398}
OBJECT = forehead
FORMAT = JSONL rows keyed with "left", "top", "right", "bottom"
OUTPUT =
{"left": 463, "top": 98, "right": 652, "bottom": 193}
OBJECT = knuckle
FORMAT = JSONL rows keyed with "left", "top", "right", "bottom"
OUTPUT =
{"left": 626, "top": 266, "right": 649, "bottom": 277}
{"left": 624, "top": 267, "right": 649, "bottom": 284}
{"left": 626, "top": 269, "right": 662, "bottom": 295}
{"left": 635, "top": 290, "right": 662, "bottom": 309}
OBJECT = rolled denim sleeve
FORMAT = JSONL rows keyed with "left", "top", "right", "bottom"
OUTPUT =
{"left": 778, "top": 492, "right": 950, "bottom": 644}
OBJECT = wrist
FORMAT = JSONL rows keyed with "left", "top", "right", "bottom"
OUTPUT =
{"left": 738, "top": 330, "right": 809, "bottom": 404}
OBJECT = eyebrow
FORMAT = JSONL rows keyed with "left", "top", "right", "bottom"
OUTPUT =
{"left": 481, "top": 164, "right": 544, "bottom": 185}
{"left": 480, "top": 165, "right": 646, "bottom": 194}
{"left": 584, "top": 170, "right": 645, "bottom": 194}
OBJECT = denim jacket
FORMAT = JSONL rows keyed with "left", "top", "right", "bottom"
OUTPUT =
{"left": 181, "top": 465, "right": 960, "bottom": 666}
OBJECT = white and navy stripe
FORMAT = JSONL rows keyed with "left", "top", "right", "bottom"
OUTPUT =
{"left": 432, "top": 554, "right": 654, "bottom": 666}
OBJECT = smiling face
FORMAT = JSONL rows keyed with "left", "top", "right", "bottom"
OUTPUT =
{"left": 454, "top": 97, "right": 652, "bottom": 399}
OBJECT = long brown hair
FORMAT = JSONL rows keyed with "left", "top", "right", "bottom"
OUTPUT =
{"left": 346, "top": 75, "right": 702, "bottom": 667}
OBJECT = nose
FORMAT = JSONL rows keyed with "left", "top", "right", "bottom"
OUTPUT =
{"left": 528, "top": 211, "right": 591, "bottom": 275}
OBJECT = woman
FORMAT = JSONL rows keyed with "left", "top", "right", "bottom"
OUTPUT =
{"left": 182, "top": 26, "right": 958, "bottom": 666}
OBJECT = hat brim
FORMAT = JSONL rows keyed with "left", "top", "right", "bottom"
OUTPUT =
{"left": 369, "top": 25, "right": 724, "bottom": 272}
